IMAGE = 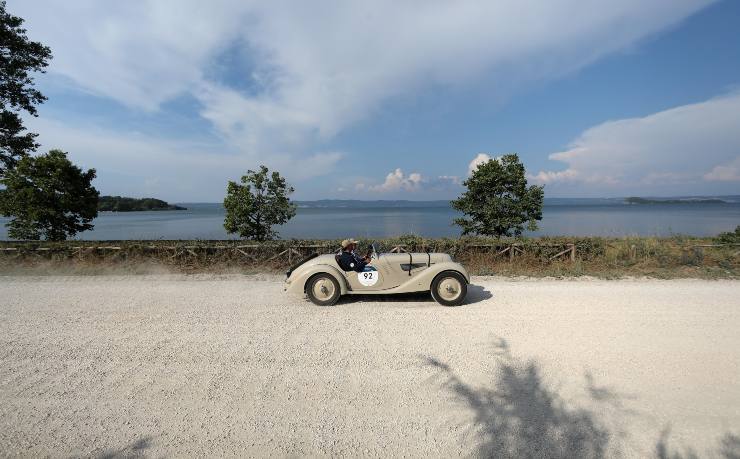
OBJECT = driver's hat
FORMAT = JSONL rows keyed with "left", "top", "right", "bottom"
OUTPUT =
{"left": 341, "top": 238, "right": 359, "bottom": 249}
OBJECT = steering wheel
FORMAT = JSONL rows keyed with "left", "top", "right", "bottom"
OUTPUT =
{"left": 367, "top": 244, "right": 378, "bottom": 260}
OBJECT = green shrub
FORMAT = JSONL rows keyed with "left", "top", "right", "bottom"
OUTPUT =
{"left": 715, "top": 226, "right": 740, "bottom": 244}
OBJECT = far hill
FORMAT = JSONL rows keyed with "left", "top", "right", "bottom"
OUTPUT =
{"left": 624, "top": 197, "right": 726, "bottom": 205}
{"left": 295, "top": 200, "right": 451, "bottom": 208}
{"left": 99, "top": 196, "right": 186, "bottom": 212}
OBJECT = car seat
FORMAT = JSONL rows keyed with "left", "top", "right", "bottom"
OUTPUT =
{"left": 335, "top": 253, "right": 353, "bottom": 271}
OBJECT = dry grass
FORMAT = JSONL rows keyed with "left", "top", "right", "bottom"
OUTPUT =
{"left": 0, "top": 236, "right": 737, "bottom": 279}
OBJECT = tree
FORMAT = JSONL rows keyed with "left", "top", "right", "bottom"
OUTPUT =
{"left": 223, "top": 165, "right": 297, "bottom": 241}
{"left": 451, "top": 154, "right": 543, "bottom": 237}
{"left": 0, "top": 149, "right": 99, "bottom": 240}
{"left": 0, "top": 1, "right": 52, "bottom": 175}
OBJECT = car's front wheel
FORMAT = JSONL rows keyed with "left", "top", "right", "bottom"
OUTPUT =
{"left": 431, "top": 271, "right": 467, "bottom": 306}
{"left": 306, "top": 273, "right": 341, "bottom": 306}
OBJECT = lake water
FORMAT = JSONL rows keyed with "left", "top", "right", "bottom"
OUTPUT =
{"left": 2, "top": 200, "right": 739, "bottom": 240}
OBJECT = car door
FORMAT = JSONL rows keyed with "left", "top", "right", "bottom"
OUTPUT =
{"left": 342, "top": 262, "right": 385, "bottom": 291}
{"left": 370, "top": 252, "right": 429, "bottom": 290}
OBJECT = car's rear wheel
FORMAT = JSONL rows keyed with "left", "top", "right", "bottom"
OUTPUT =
{"left": 431, "top": 271, "right": 467, "bottom": 306}
{"left": 306, "top": 273, "right": 341, "bottom": 306}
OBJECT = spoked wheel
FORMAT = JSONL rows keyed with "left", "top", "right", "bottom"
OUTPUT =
{"left": 431, "top": 271, "right": 467, "bottom": 306}
{"left": 306, "top": 273, "right": 341, "bottom": 306}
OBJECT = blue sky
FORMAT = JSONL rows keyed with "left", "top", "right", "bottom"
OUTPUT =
{"left": 9, "top": 0, "right": 740, "bottom": 201}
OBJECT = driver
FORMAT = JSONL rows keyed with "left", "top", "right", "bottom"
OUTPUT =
{"left": 339, "top": 238, "right": 371, "bottom": 272}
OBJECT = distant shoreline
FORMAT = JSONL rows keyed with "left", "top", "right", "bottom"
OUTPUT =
{"left": 292, "top": 196, "right": 738, "bottom": 208}
{"left": 98, "top": 196, "right": 187, "bottom": 212}
{"left": 623, "top": 197, "right": 726, "bottom": 205}
{"left": 160, "top": 196, "right": 739, "bottom": 209}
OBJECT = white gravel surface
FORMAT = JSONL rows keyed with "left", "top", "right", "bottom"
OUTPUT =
{"left": 0, "top": 275, "right": 738, "bottom": 457}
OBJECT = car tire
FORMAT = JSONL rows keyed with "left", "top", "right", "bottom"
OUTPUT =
{"left": 306, "top": 273, "right": 341, "bottom": 306}
{"left": 431, "top": 271, "right": 467, "bottom": 306}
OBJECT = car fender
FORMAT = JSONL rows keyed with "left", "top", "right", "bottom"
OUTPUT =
{"left": 390, "top": 262, "right": 470, "bottom": 293}
{"left": 285, "top": 263, "right": 349, "bottom": 296}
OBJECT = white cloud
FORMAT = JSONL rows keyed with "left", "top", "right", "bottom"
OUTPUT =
{"left": 437, "top": 176, "right": 462, "bottom": 186}
{"left": 9, "top": 0, "right": 247, "bottom": 111}
{"left": 10, "top": 0, "right": 714, "bottom": 172}
{"left": 531, "top": 92, "right": 740, "bottom": 192}
{"left": 529, "top": 168, "right": 580, "bottom": 184}
{"left": 704, "top": 158, "right": 740, "bottom": 182}
{"left": 468, "top": 153, "right": 492, "bottom": 175}
{"left": 360, "top": 169, "right": 424, "bottom": 192}
{"left": 22, "top": 0, "right": 711, "bottom": 116}
{"left": 195, "top": 82, "right": 318, "bottom": 153}
{"left": 24, "top": 117, "right": 342, "bottom": 201}
{"left": 356, "top": 168, "right": 464, "bottom": 194}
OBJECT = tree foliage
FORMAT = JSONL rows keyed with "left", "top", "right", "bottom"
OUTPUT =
{"left": 223, "top": 165, "right": 297, "bottom": 241}
{"left": 0, "top": 1, "right": 52, "bottom": 175}
{"left": 451, "top": 154, "right": 544, "bottom": 237}
{"left": 0, "top": 149, "right": 99, "bottom": 240}
{"left": 715, "top": 225, "right": 740, "bottom": 245}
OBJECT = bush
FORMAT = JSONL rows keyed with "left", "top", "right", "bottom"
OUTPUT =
{"left": 715, "top": 226, "right": 740, "bottom": 244}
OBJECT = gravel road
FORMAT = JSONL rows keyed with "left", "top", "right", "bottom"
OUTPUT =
{"left": 1, "top": 275, "right": 738, "bottom": 457}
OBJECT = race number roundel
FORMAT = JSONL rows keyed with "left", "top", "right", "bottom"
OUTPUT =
{"left": 358, "top": 267, "right": 380, "bottom": 286}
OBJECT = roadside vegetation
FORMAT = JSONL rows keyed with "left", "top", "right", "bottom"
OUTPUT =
{"left": 1, "top": 233, "right": 737, "bottom": 279}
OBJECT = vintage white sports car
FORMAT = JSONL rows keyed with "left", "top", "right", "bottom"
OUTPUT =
{"left": 285, "top": 244, "right": 470, "bottom": 306}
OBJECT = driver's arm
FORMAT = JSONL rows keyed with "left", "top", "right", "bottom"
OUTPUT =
{"left": 351, "top": 253, "right": 369, "bottom": 270}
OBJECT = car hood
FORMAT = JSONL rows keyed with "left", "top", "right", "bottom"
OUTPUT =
{"left": 291, "top": 252, "right": 453, "bottom": 272}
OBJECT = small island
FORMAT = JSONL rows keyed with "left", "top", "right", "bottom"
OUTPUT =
{"left": 624, "top": 197, "right": 726, "bottom": 205}
{"left": 98, "top": 196, "right": 186, "bottom": 212}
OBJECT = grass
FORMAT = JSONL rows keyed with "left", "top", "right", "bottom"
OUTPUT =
{"left": 0, "top": 235, "right": 738, "bottom": 279}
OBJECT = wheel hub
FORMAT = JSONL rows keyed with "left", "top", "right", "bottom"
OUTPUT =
{"left": 438, "top": 277, "right": 461, "bottom": 301}
{"left": 313, "top": 278, "right": 335, "bottom": 300}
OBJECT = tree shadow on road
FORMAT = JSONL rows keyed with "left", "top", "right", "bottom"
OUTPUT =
{"left": 656, "top": 428, "right": 740, "bottom": 459}
{"left": 423, "top": 339, "right": 612, "bottom": 458}
{"left": 424, "top": 339, "right": 739, "bottom": 458}
{"left": 97, "top": 436, "right": 153, "bottom": 459}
